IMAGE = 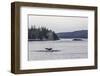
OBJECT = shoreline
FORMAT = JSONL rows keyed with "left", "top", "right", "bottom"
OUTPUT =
{"left": 28, "top": 38, "right": 88, "bottom": 41}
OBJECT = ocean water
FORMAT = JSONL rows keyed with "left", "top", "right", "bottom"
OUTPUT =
{"left": 28, "top": 39, "right": 88, "bottom": 61}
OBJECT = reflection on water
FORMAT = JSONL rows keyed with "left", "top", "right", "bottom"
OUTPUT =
{"left": 28, "top": 39, "right": 88, "bottom": 61}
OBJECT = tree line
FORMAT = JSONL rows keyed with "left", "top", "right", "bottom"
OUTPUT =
{"left": 28, "top": 26, "right": 59, "bottom": 41}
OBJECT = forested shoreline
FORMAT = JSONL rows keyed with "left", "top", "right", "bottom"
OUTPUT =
{"left": 28, "top": 26, "right": 59, "bottom": 41}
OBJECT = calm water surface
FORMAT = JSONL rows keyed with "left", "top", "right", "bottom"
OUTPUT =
{"left": 28, "top": 39, "right": 88, "bottom": 61}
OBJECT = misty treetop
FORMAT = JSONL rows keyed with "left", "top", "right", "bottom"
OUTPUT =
{"left": 28, "top": 25, "right": 59, "bottom": 41}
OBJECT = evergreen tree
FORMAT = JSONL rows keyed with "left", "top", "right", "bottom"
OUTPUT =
{"left": 28, "top": 25, "right": 59, "bottom": 41}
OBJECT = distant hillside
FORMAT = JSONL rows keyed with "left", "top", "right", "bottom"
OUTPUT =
{"left": 56, "top": 30, "right": 88, "bottom": 38}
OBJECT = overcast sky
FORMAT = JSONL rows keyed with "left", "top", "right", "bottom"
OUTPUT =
{"left": 28, "top": 15, "right": 88, "bottom": 33}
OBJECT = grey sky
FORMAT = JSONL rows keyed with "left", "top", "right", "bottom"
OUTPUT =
{"left": 28, "top": 15, "right": 88, "bottom": 33}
